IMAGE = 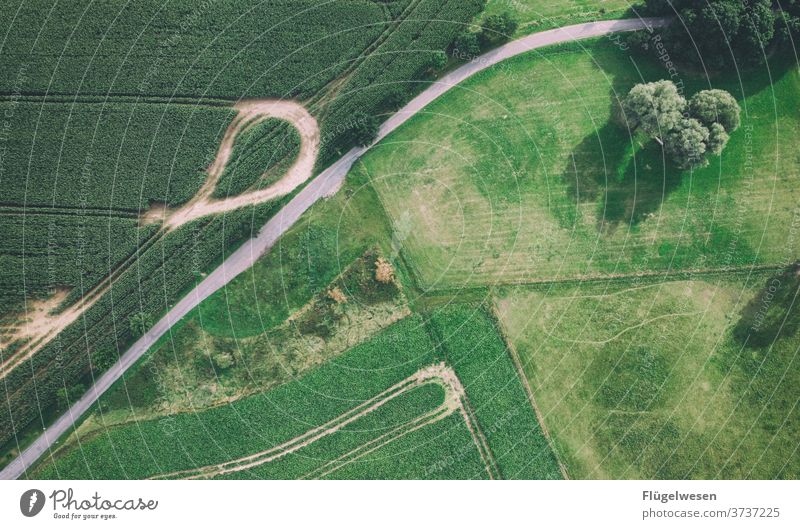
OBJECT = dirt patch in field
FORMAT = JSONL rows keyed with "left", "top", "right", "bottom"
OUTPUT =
{"left": 154, "top": 99, "right": 319, "bottom": 231}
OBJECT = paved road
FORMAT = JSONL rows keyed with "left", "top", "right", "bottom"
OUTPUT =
{"left": 1, "top": 16, "right": 667, "bottom": 480}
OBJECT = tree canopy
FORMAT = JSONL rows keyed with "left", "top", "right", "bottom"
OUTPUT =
{"left": 639, "top": 0, "right": 796, "bottom": 68}
{"left": 621, "top": 80, "right": 740, "bottom": 169}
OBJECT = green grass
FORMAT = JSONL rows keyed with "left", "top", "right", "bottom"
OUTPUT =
{"left": 484, "top": 0, "right": 637, "bottom": 35}
{"left": 212, "top": 118, "right": 302, "bottom": 199}
{"left": 195, "top": 164, "right": 399, "bottom": 338}
{"left": 495, "top": 273, "right": 800, "bottom": 479}
{"left": 429, "top": 304, "right": 563, "bottom": 479}
{"left": 362, "top": 40, "right": 800, "bottom": 289}
{"left": 93, "top": 249, "right": 407, "bottom": 421}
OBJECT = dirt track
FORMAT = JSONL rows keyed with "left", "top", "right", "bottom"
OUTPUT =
{"left": 0, "top": 99, "right": 318, "bottom": 380}
{"left": 146, "top": 363, "right": 494, "bottom": 480}
{"left": 161, "top": 100, "right": 319, "bottom": 230}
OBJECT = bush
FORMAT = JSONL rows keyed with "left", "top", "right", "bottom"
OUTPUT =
{"left": 479, "top": 12, "right": 518, "bottom": 47}
{"left": 451, "top": 31, "right": 480, "bottom": 58}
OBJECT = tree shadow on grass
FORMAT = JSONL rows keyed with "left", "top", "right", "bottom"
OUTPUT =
{"left": 562, "top": 115, "right": 683, "bottom": 234}
{"left": 733, "top": 263, "right": 800, "bottom": 348}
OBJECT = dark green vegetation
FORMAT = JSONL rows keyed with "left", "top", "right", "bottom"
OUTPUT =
{"left": 32, "top": 316, "right": 485, "bottom": 479}
{"left": 634, "top": 0, "right": 800, "bottom": 68}
{"left": 0, "top": 215, "right": 158, "bottom": 307}
{"left": 213, "top": 118, "right": 301, "bottom": 198}
{"left": 430, "top": 305, "right": 563, "bottom": 479}
{"left": 482, "top": 0, "right": 637, "bottom": 35}
{"left": 0, "top": 101, "right": 234, "bottom": 211}
{"left": 0, "top": 0, "right": 388, "bottom": 99}
{"left": 497, "top": 274, "right": 800, "bottom": 479}
{"left": 0, "top": 204, "right": 277, "bottom": 447}
{"left": 0, "top": 0, "right": 485, "bottom": 458}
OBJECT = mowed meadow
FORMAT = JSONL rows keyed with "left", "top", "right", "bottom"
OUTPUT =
{"left": 363, "top": 40, "right": 800, "bottom": 290}
{"left": 495, "top": 273, "right": 800, "bottom": 479}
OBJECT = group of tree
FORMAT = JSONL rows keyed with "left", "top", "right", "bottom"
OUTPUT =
{"left": 451, "top": 12, "right": 519, "bottom": 58}
{"left": 635, "top": 0, "right": 800, "bottom": 68}
{"left": 621, "top": 80, "right": 741, "bottom": 169}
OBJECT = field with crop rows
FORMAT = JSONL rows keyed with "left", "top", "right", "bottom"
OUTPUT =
{"left": 0, "top": 0, "right": 485, "bottom": 459}
{"left": 212, "top": 118, "right": 301, "bottom": 198}
{"left": 32, "top": 317, "right": 492, "bottom": 479}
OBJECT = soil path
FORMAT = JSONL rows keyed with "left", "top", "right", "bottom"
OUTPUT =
{"left": 146, "top": 363, "right": 486, "bottom": 480}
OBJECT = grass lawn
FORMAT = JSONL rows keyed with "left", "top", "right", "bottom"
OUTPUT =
{"left": 361, "top": 40, "right": 800, "bottom": 290}
{"left": 495, "top": 273, "right": 800, "bottom": 479}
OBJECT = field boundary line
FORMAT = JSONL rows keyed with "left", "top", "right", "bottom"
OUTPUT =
{"left": 490, "top": 302, "right": 571, "bottom": 480}
{"left": 422, "top": 263, "right": 788, "bottom": 297}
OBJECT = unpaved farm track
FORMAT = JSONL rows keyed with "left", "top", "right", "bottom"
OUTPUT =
{"left": 147, "top": 363, "right": 496, "bottom": 480}
{"left": 0, "top": 99, "right": 318, "bottom": 380}
{"left": 161, "top": 100, "right": 319, "bottom": 230}
{"left": 1, "top": 17, "right": 667, "bottom": 480}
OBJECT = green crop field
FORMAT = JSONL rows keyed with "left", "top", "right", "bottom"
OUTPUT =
{"left": 0, "top": 0, "right": 485, "bottom": 459}
{"left": 31, "top": 316, "right": 492, "bottom": 479}
{"left": 495, "top": 273, "right": 800, "bottom": 479}
{"left": 213, "top": 118, "right": 302, "bottom": 198}
{"left": 429, "top": 304, "right": 564, "bottom": 479}
{"left": 362, "top": 40, "right": 800, "bottom": 290}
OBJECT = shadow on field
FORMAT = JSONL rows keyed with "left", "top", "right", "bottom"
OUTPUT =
{"left": 733, "top": 263, "right": 800, "bottom": 348}
{"left": 561, "top": 101, "right": 682, "bottom": 233}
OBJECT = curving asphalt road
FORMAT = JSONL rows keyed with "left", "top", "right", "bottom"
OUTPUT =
{"left": 0, "top": 16, "right": 668, "bottom": 480}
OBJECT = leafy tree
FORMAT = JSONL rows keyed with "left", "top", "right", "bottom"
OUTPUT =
{"left": 706, "top": 123, "right": 730, "bottom": 156}
{"left": 451, "top": 31, "right": 480, "bottom": 57}
{"left": 689, "top": 89, "right": 741, "bottom": 132}
{"left": 622, "top": 80, "right": 686, "bottom": 142}
{"left": 91, "top": 347, "right": 118, "bottom": 372}
{"left": 665, "top": 118, "right": 709, "bottom": 169}
{"left": 428, "top": 50, "right": 448, "bottom": 72}
{"left": 643, "top": 0, "right": 777, "bottom": 67}
{"left": 350, "top": 115, "right": 380, "bottom": 147}
{"left": 129, "top": 311, "right": 153, "bottom": 337}
{"left": 620, "top": 80, "right": 740, "bottom": 168}
{"left": 57, "top": 383, "right": 87, "bottom": 409}
{"left": 479, "top": 13, "right": 518, "bottom": 47}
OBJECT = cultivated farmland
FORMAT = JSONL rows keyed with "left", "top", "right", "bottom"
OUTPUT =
{"left": 0, "top": 0, "right": 485, "bottom": 460}
{"left": 31, "top": 317, "right": 494, "bottom": 479}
